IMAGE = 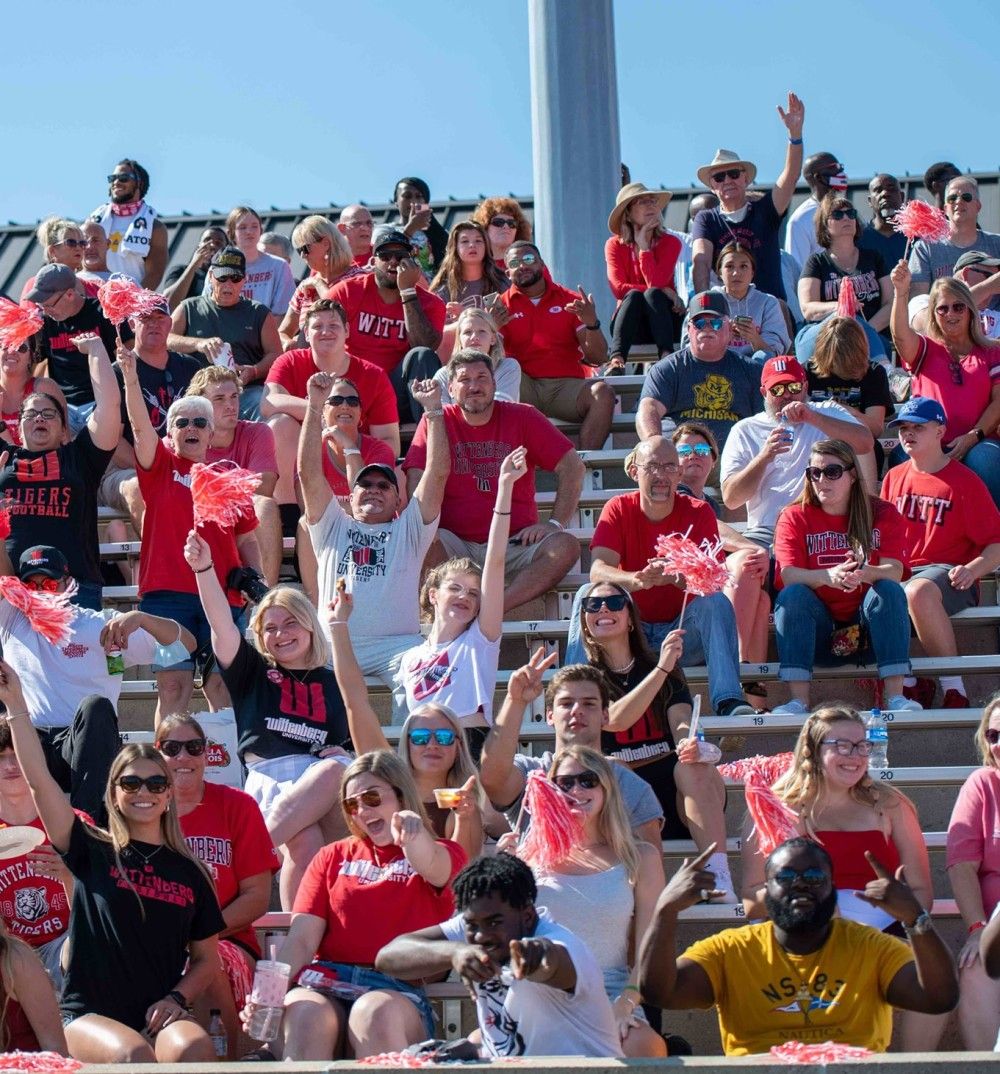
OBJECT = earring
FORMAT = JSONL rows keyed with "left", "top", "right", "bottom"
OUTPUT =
{"left": 627, "top": 622, "right": 633, "bottom": 632}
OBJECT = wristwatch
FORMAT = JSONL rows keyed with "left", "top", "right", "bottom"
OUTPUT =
{"left": 974, "top": 428, "right": 986, "bottom": 443}
{"left": 902, "top": 911, "right": 933, "bottom": 937}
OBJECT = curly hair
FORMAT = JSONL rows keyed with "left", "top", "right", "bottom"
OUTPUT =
{"left": 453, "top": 852, "right": 536, "bottom": 911}
{"left": 419, "top": 556, "right": 482, "bottom": 623}
{"left": 471, "top": 197, "right": 532, "bottom": 243}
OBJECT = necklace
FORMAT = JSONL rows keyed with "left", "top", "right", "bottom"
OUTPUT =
{"left": 126, "top": 842, "right": 163, "bottom": 870}
{"left": 607, "top": 656, "right": 636, "bottom": 674}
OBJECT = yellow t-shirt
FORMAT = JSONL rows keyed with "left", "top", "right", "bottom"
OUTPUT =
{"left": 683, "top": 917, "right": 914, "bottom": 1055}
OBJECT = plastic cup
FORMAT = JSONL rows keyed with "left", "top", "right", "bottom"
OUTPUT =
{"left": 433, "top": 788, "right": 462, "bottom": 809}
{"left": 248, "top": 960, "right": 290, "bottom": 1041}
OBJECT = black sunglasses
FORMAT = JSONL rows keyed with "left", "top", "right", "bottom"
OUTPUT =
{"left": 108, "top": 172, "right": 138, "bottom": 184}
{"left": 711, "top": 168, "right": 744, "bottom": 183}
{"left": 173, "top": 416, "right": 209, "bottom": 429}
{"left": 582, "top": 594, "right": 629, "bottom": 613}
{"left": 830, "top": 208, "right": 858, "bottom": 221}
{"left": 985, "top": 729, "right": 1000, "bottom": 745}
{"left": 158, "top": 738, "right": 207, "bottom": 758}
{"left": 117, "top": 774, "right": 169, "bottom": 794}
{"left": 805, "top": 463, "right": 853, "bottom": 482}
{"left": 327, "top": 394, "right": 360, "bottom": 408}
{"left": 553, "top": 771, "right": 601, "bottom": 793}
{"left": 946, "top": 191, "right": 975, "bottom": 204}
{"left": 489, "top": 217, "right": 517, "bottom": 229}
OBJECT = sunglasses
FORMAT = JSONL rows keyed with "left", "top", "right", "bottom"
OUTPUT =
{"left": 676, "top": 443, "right": 713, "bottom": 458}
{"left": 489, "top": 217, "right": 517, "bottom": 229}
{"left": 376, "top": 249, "right": 410, "bottom": 263}
{"left": 173, "top": 416, "right": 209, "bottom": 429}
{"left": 23, "top": 577, "right": 60, "bottom": 592}
{"left": 327, "top": 395, "right": 360, "bottom": 408}
{"left": 711, "top": 168, "right": 744, "bottom": 183}
{"left": 767, "top": 381, "right": 803, "bottom": 397}
{"left": 108, "top": 172, "right": 138, "bottom": 183}
{"left": 507, "top": 253, "right": 539, "bottom": 268}
{"left": 985, "top": 729, "right": 1000, "bottom": 745}
{"left": 409, "top": 728, "right": 457, "bottom": 747}
{"left": 57, "top": 238, "right": 87, "bottom": 248}
{"left": 3, "top": 343, "right": 29, "bottom": 355}
{"left": 772, "top": 867, "right": 827, "bottom": 886}
{"left": 935, "top": 303, "right": 968, "bottom": 317}
{"left": 357, "top": 478, "right": 394, "bottom": 491}
{"left": 117, "top": 774, "right": 169, "bottom": 795}
{"left": 830, "top": 208, "right": 858, "bottom": 221}
{"left": 215, "top": 272, "right": 246, "bottom": 283}
{"left": 553, "top": 771, "right": 601, "bottom": 793}
{"left": 582, "top": 594, "right": 629, "bottom": 613}
{"left": 946, "top": 191, "right": 975, "bottom": 204}
{"left": 158, "top": 737, "right": 207, "bottom": 758}
{"left": 343, "top": 788, "right": 387, "bottom": 815}
{"left": 821, "top": 738, "right": 874, "bottom": 756}
{"left": 295, "top": 243, "right": 312, "bottom": 257}
{"left": 805, "top": 463, "right": 853, "bottom": 482}
{"left": 691, "top": 316, "right": 724, "bottom": 331}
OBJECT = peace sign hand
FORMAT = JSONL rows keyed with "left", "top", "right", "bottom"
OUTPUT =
{"left": 857, "top": 851, "right": 925, "bottom": 924}
{"left": 507, "top": 646, "right": 558, "bottom": 705}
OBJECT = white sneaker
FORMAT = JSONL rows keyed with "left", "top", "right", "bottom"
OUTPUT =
{"left": 885, "top": 694, "right": 923, "bottom": 712}
{"left": 770, "top": 699, "right": 809, "bottom": 715}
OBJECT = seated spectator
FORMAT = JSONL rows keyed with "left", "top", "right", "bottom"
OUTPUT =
{"left": 577, "top": 585, "right": 732, "bottom": 890}
{"left": 858, "top": 173, "right": 907, "bottom": 275}
{"left": 639, "top": 837, "right": 957, "bottom": 1055}
{"left": 0, "top": 334, "right": 120, "bottom": 610}
{"left": 259, "top": 231, "right": 292, "bottom": 262}
{"left": 2, "top": 668, "right": 224, "bottom": 1065}
{"left": 404, "top": 350, "right": 584, "bottom": 612}
{"left": 212, "top": 206, "right": 295, "bottom": 316}
{"left": 707, "top": 243, "right": 789, "bottom": 361}
{"left": 671, "top": 192, "right": 718, "bottom": 306}
{"left": 21, "top": 218, "right": 99, "bottom": 301}
{"left": 328, "top": 229, "right": 445, "bottom": 422}
{"left": 891, "top": 263, "right": 1000, "bottom": 507}
{"left": 298, "top": 372, "right": 446, "bottom": 705}
{"left": 480, "top": 655, "right": 664, "bottom": 844}
{"left": 783, "top": 151, "right": 846, "bottom": 271}
{"left": 909, "top": 251, "right": 1000, "bottom": 340}
{"left": 0, "top": 335, "right": 65, "bottom": 446}
{"left": 691, "top": 94, "right": 805, "bottom": 300}
{"left": 605, "top": 183, "right": 683, "bottom": 365}
{"left": 337, "top": 204, "right": 375, "bottom": 267}
{"left": 242, "top": 750, "right": 465, "bottom": 1061}
{"left": 881, "top": 397, "right": 1000, "bottom": 710}
{"left": 432, "top": 307, "right": 521, "bottom": 404}
{"left": 979, "top": 891, "right": 1000, "bottom": 1038}
{"left": 924, "top": 162, "right": 961, "bottom": 211}
{"left": 771, "top": 439, "right": 915, "bottom": 715}
{"left": 721, "top": 355, "right": 872, "bottom": 546}
{"left": 157, "top": 713, "right": 278, "bottom": 1059}
{"left": 169, "top": 245, "right": 282, "bottom": 421}
{"left": 378, "top": 852, "right": 624, "bottom": 1059}
{"left": 185, "top": 529, "right": 352, "bottom": 910}
{"left": 78, "top": 220, "right": 112, "bottom": 286}
{"left": 279, "top": 216, "right": 364, "bottom": 350}
{"left": 471, "top": 196, "right": 533, "bottom": 270}
{"left": 162, "top": 226, "right": 228, "bottom": 312}
{"left": 89, "top": 159, "right": 168, "bottom": 288}
{"left": 392, "top": 176, "right": 448, "bottom": 276}
{"left": 120, "top": 350, "right": 261, "bottom": 716}
{"left": 946, "top": 696, "right": 1000, "bottom": 1050}
{"left": 636, "top": 291, "right": 764, "bottom": 449}
{"left": 498, "top": 241, "right": 614, "bottom": 451}
{"left": 186, "top": 366, "right": 282, "bottom": 586}
{"left": 796, "top": 194, "right": 890, "bottom": 363}
{"left": 430, "top": 220, "right": 509, "bottom": 333}
{"left": 0, "top": 913, "right": 65, "bottom": 1055}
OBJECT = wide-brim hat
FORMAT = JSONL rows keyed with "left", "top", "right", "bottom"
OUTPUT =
{"left": 697, "top": 149, "right": 757, "bottom": 189}
{"left": 608, "top": 183, "right": 672, "bottom": 235}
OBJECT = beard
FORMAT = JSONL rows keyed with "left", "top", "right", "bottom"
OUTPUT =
{"left": 374, "top": 267, "right": 398, "bottom": 291}
{"left": 765, "top": 886, "right": 838, "bottom": 933}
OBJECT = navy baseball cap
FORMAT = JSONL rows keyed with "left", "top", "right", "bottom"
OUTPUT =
{"left": 886, "top": 396, "right": 947, "bottom": 428}
{"left": 18, "top": 545, "right": 69, "bottom": 581}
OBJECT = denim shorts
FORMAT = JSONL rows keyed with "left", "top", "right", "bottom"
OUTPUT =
{"left": 139, "top": 590, "right": 241, "bottom": 671}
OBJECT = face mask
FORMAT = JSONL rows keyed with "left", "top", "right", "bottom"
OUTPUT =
{"left": 154, "top": 622, "right": 190, "bottom": 668}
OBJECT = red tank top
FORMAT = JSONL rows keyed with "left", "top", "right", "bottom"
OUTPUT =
{"left": 1, "top": 991, "right": 40, "bottom": 1052}
{"left": 815, "top": 829, "right": 900, "bottom": 890}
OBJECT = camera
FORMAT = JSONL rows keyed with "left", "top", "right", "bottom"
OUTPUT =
{"left": 227, "top": 566, "right": 270, "bottom": 605}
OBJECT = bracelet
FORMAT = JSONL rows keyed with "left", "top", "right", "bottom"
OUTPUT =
{"left": 584, "top": 320, "right": 601, "bottom": 331}
{"left": 167, "top": 989, "right": 191, "bottom": 1011}
{"left": 974, "top": 428, "right": 986, "bottom": 443}
{"left": 328, "top": 621, "right": 349, "bottom": 628}
{"left": 547, "top": 518, "right": 565, "bottom": 530}
{"left": 493, "top": 510, "right": 511, "bottom": 515}
{"left": 194, "top": 563, "right": 215, "bottom": 574}
{"left": 343, "top": 448, "right": 362, "bottom": 457}
{"left": 424, "top": 408, "right": 444, "bottom": 418}
{"left": 3, "top": 710, "right": 29, "bottom": 723}
{"left": 788, "top": 137, "right": 803, "bottom": 145}
{"left": 621, "top": 984, "right": 641, "bottom": 995}
{"left": 968, "top": 920, "right": 988, "bottom": 935}
{"left": 399, "top": 288, "right": 417, "bottom": 299}
{"left": 655, "top": 666, "right": 672, "bottom": 675}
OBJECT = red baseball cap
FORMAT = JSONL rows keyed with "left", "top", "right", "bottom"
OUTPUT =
{"left": 761, "top": 355, "right": 806, "bottom": 390}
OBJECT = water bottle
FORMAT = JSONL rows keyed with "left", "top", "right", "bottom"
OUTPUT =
{"left": 779, "top": 411, "right": 794, "bottom": 445}
{"left": 866, "top": 708, "right": 889, "bottom": 771}
{"left": 208, "top": 1008, "right": 227, "bottom": 1058}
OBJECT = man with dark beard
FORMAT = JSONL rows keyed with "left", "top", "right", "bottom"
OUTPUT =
{"left": 638, "top": 838, "right": 957, "bottom": 1055}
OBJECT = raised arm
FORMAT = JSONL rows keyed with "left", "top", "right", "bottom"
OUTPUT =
{"left": 479, "top": 448, "right": 527, "bottom": 642}
{"left": 409, "top": 381, "right": 451, "bottom": 524}
{"left": 297, "top": 371, "right": 335, "bottom": 525}
{"left": 327, "top": 591, "right": 391, "bottom": 755}
{"left": 397, "top": 259, "right": 443, "bottom": 350}
{"left": 117, "top": 345, "right": 158, "bottom": 469}
{"left": 182, "top": 529, "right": 242, "bottom": 669}
{"left": 606, "top": 631, "right": 684, "bottom": 732}
{"left": 78, "top": 334, "right": 121, "bottom": 450}
{"left": 889, "top": 260, "right": 920, "bottom": 366}
{"left": 772, "top": 93, "right": 805, "bottom": 215}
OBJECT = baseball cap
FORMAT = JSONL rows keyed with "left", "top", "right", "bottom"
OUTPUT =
{"left": 686, "top": 291, "right": 729, "bottom": 320}
{"left": 353, "top": 463, "right": 398, "bottom": 489}
{"left": 886, "top": 396, "right": 947, "bottom": 429}
{"left": 18, "top": 545, "right": 69, "bottom": 581}
{"left": 954, "top": 250, "right": 1000, "bottom": 273}
{"left": 761, "top": 355, "right": 807, "bottom": 390}
{"left": 209, "top": 246, "right": 246, "bottom": 279}
{"left": 24, "top": 264, "right": 77, "bottom": 304}
{"left": 372, "top": 227, "right": 413, "bottom": 255}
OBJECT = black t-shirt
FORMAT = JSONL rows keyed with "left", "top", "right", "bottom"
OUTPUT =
{"left": 163, "top": 263, "right": 208, "bottom": 302}
{"left": 221, "top": 635, "right": 352, "bottom": 760}
{"left": 806, "top": 360, "right": 894, "bottom": 417}
{"left": 179, "top": 295, "right": 270, "bottom": 367}
{"left": 801, "top": 248, "right": 887, "bottom": 323}
{"left": 40, "top": 297, "right": 131, "bottom": 406}
{"left": 0, "top": 428, "right": 113, "bottom": 585}
{"left": 59, "top": 818, "right": 224, "bottom": 1031}
{"left": 691, "top": 191, "right": 787, "bottom": 299}
{"left": 857, "top": 222, "right": 907, "bottom": 271}
{"left": 598, "top": 654, "right": 693, "bottom": 839}
{"left": 114, "top": 351, "right": 205, "bottom": 444}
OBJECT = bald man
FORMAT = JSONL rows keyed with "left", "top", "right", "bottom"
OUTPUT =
{"left": 338, "top": 204, "right": 374, "bottom": 267}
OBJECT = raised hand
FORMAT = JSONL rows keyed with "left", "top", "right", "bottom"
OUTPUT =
{"left": 115, "top": 343, "right": 138, "bottom": 383}
{"left": 307, "top": 370, "right": 334, "bottom": 406}
{"left": 776, "top": 92, "right": 805, "bottom": 138}
{"left": 391, "top": 809, "right": 423, "bottom": 847}
{"left": 658, "top": 629, "right": 685, "bottom": 673}
{"left": 396, "top": 257, "right": 422, "bottom": 291}
{"left": 510, "top": 936, "right": 558, "bottom": 981}
{"left": 890, "top": 260, "right": 912, "bottom": 294}
{"left": 857, "top": 851, "right": 925, "bottom": 924}
{"left": 182, "top": 529, "right": 213, "bottom": 573}
{"left": 498, "top": 446, "right": 528, "bottom": 484}
{"left": 0, "top": 659, "right": 25, "bottom": 711}
{"left": 565, "top": 286, "right": 598, "bottom": 328}
{"left": 507, "top": 646, "right": 559, "bottom": 705}
{"left": 327, "top": 586, "right": 354, "bottom": 625}
{"left": 410, "top": 378, "right": 442, "bottom": 413}
{"left": 657, "top": 843, "right": 723, "bottom": 911}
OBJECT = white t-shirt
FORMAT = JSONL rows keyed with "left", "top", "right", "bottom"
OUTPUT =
{"left": 0, "top": 603, "right": 156, "bottom": 728}
{"left": 396, "top": 618, "right": 501, "bottom": 721}
{"left": 720, "top": 401, "right": 862, "bottom": 530}
{"left": 784, "top": 197, "right": 821, "bottom": 271}
{"left": 438, "top": 910, "right": 623, "bottom": 1058}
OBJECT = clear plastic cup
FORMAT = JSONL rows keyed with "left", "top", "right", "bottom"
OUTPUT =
{"left": 433, "top": 788, "right": 462, "bottom": 809}
{"left": 248, "top": 960, "right": 290, "bottom": 1042}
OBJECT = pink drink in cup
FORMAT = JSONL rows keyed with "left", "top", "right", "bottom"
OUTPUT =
{"left": 248, "top": 959, "right": 290, "bottom": 1041}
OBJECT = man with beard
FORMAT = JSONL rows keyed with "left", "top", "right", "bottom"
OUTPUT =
{"left": 859, "top": 174, "right": 907, "bottom": 269}
{"left": 88, "top": 159, "right": 168, "bottom": 288}
{"left": 328, "top": 228, "right": 445, "bottom": 422}
{"left": 638, "top": 837, "right": 957, "bottom": 1055}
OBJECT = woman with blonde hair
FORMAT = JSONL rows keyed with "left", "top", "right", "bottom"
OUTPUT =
{"left": 0, "top": 916, "right": 65, "bottom": 1055}
{"left": 432, "top": 306, "right": 521, "bottom": 399}
{"left": 0, "top": 660, "right": 223, "bottom": 1064}
{"left": 471, "top": 196, "right": 532, "bottom": 269}
{"left": 21, "top": 218, "right": 99, "bottom": 300}
{"left": 241, "top": 749, "right": 465, "bottom": 1062}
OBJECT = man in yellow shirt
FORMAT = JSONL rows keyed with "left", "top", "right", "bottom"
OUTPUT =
{"left": 639, "top": 837, "right": 957, "bottom": 1055}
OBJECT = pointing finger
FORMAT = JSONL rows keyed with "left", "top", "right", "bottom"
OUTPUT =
{"left": 864, "top": 850, "right": 890, "bottom": 879}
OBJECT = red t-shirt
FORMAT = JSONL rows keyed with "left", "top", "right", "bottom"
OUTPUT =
{"left": 264, "top": 347, "right": 398, "bottom": 430}
{"left": 773, "top": 499, "right": 909, "bottom": 622}
{"left": 136, "top": 439, "right": 257, "bottom": 605}
{"left": 903, "top": 335, "right": 1000, "bottom": 440}
{"left": 327, "top": 274, "right": 446, "bottom": 374}
{"left": 591, "top": 491, "right": 721, "bottom": 623}
{"left": 880, "top": 458, "right": 1000, "bottom": 567}
{"left": 205, "top": 420, "right": 277, "bottom": 475}
{"left": 499, "top": 279, "right": 587, "bottom": 380}
{"left": 293, "top": 835, "right": 465, "bottom": 965}
{"left": 403, "top": 401, "right": 573, "bottom": 541}
{"left": 180, "top": 782, "right": 278, "bottom": 956}
{"left": 322, "top": 434, "right": 397, "bottom": 498}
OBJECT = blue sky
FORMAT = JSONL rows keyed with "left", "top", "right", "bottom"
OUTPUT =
{"left": 4, "top": 0, "right": 997, "bottom": 224}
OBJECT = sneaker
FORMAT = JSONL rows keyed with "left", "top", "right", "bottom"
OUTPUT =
{"left": 716, "top": 698, "right": 756, "bottom": 717}
{"left": 770, "top": 699, "right": 810, "bottom": 716}
{"left": 942, "top": 688, "right": 970, "bottom": 709}
{"left": 884, "top": 694, "right": 923, "bottom": 712}
{"left": 903, "top": 676, "right": 936, "bottom": 709}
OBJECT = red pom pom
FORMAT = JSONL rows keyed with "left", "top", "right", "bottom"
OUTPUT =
{"left": 97, "top": 274, "right": 167, "bottom": 328}
{"left": 836, "top": 275, "right": 859, "bottom": 319}
{"left": 0, "top": 576, "right": 77, "bottom": 645}
{"left": 719, "top": 752, "right": 796, "bottom": 855}
{"left": 0, "top": 504, "right": 11, "bottom": 542}
{"left": 892, "top": 200, "right": 950, "bottom": 244}
{"left": 517, "top": 771, "right": 583, "bottom": 871}
{"left": 190, "top": 462, "right": 260, "bottom": 529}
{"left": 0, "top": 1050, "right": 83, "bottom": 1071}
{"left": 653, "top": 532, "right": 731, "bottom": 597}
{"left": 0, "top": 298, "right": 43, "bottom": 351}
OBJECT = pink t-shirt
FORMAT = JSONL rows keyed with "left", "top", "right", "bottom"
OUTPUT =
{"left": 205, "top": 420, "right": 277, "bottom": 475}
{"left": 904, "top": 335, "right": 1000, "bottom": 440}
{"left": 947, "top": 766, "right": 1000, "bottom": 917}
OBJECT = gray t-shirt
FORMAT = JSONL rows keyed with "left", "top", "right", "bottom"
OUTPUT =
{"left": 909, "top": 231, "right": 1000, "bottom": 302}
{"left": 639, "top": 346, "right": 764, "bottom": 449}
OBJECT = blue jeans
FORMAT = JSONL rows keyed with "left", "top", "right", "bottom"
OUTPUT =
{"left": 773, "top": 580, "right": 910, "bottom": 683}
{"left": 72, "top": 579, "right": 103, "bottom": 612}
{"left": 564, "top": 584, "right": 744, "bottom": 710}
{"left": 301, "top": 961, "right": 434, "bottom": 1038}
{"left": 66, "top": 401, "right": 97, "bottom": 439}
{"left": 794, "top": 314, "right": 886, "bottom": 364}
{"left": 239, "top": 383, "right": 265, "bottom": 421}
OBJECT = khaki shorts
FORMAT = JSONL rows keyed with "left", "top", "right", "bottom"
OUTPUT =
{"left": 98, "top": 465, "right": 137, "bottom": 513}
{"left": 519, "top": 375, "right": 586, "bottom": 422}
{"left": 438, "top": 529, "right": 547, "bottom": 573}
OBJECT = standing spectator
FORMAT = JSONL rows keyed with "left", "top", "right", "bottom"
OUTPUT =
{"left": 783, "top": 152, "right": 846, "bottom": 271}
{"left": 404, "top": 351, "right": 584, "bottom": 612}
{"left": 88, "top": 159, "right": 168, "bottom": 287}
{"left": 210, "top": 207, "right": 295, "bottom": 316}
{"left": 392, "top": 176, "right": 448, "bottom": 276}
{"left": 78, "top": 220, "right": 111, "bottom": 285}
{"left": 498, "top": 241, "right": 614, "bottom": 450}
{"left": 23, "top": 218, "right": 95, "bottom": 299}
{"left": 858, "top": 173, "right": 907, "bottom": 270}
{"left": 605, "top": 183, "right": 683, "bottom": 365}
{"left": 709, "top": 243, "right": 789, "bottom": 361}
{"left": 691, "top": 93, "right": 805, "bottom": 299}
{"left": 337, "top": 204, "right": 375, "bottom": 267}
{"left": 162, "top": 226, "right": 228, "bottom": 312}
{"left": 924, "top": 162, "right": 962, "bottom": 211}
{"left": 471, "top": 196, "right": 533, "bottom": 270}
{"left": 636, "top": 291, "right": 764, "bottom": 449}
{"left": 0, "top": 337, "right": 65, "bottom": 447}
{"left": 432, "top": 307, "right": 521, "bottom": 405}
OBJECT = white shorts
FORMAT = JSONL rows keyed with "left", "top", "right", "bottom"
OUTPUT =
{"left": 244, "top": 754, "right": 348, "bottom": 819}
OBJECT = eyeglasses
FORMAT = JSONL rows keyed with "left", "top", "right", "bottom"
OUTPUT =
{"left": 935, "top": 303, "right": 968, "bottom": 317}
{"left": 946, "top": 192, "right": 975, "bottom": 204}
{"left": 376, "top": 249, "right": 410, "bottom": 263}
{"left": 506, "top": 253, "right": 539, "bottom": 268}
{"left": 582, "top": 594, "right": 629, "bottom": 613}
{"left": 820, "top": 738, "right": 874, "bottom": 757}
{"left": 771, "top": 867, "right": 827, "bottom": 886}
{"left": 489, "top": 217, "right": 517, "bottom": 230}
{"left": 23, "top": 577, "right": 60, "bottom": 592}
{"left": 173, "top": 416, "right": 210, "bottom": 429}
{"left": 158, "top": 738, "right": 207, "bottom": 758}
{"left": 108, "top": 172, "right": 138, "bottom": 184}
{"left": 711, "top": 168, "right": 744, "bottom": 184}
{"left": 767, "top": 381, "right": 803, "bottom": 397}
{"left": 117, "top": 774, "right": 169, "bottom": 795}
{"left": 830, "top": 208, "right": 858, "bottom": 221}
{"left": 676, "top": 443, "right": 713, "bottom": 458}
{"left": 985, "top": 729, "right": 1000, "bottom": 745}
{"left": 295, "top": 244, "right": 312, "bottom": 257}
{"left": 343, "top": 788, "right": 386, "bottom": 815}
{"left": 57, "top": 238, "right": 87, "bottom": 248}
{"left": 409, "top": 728, "right": 457, "bottom": 747}
{"left": 327, "top": 395, "right": 360, "bottom": 407}
{"left": 691, "top": 316, "right": 724, "bottom": 331}
{"left": 341, "top": 220, "right": 372, "bottom": 231}
{"left": 806, "top": 463, "right": 853, "bottom": 482}
{"left": 21, "top": 408, "right": 60, "bottom": 422}
{"left": 553, "top": 771, "right": 601, "bottom": 793}
{"left": 638, "top": 461, "right": 679, "bottom": 475}
{"left": 357, "top": 478, "right": 394, "bottom": 491}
